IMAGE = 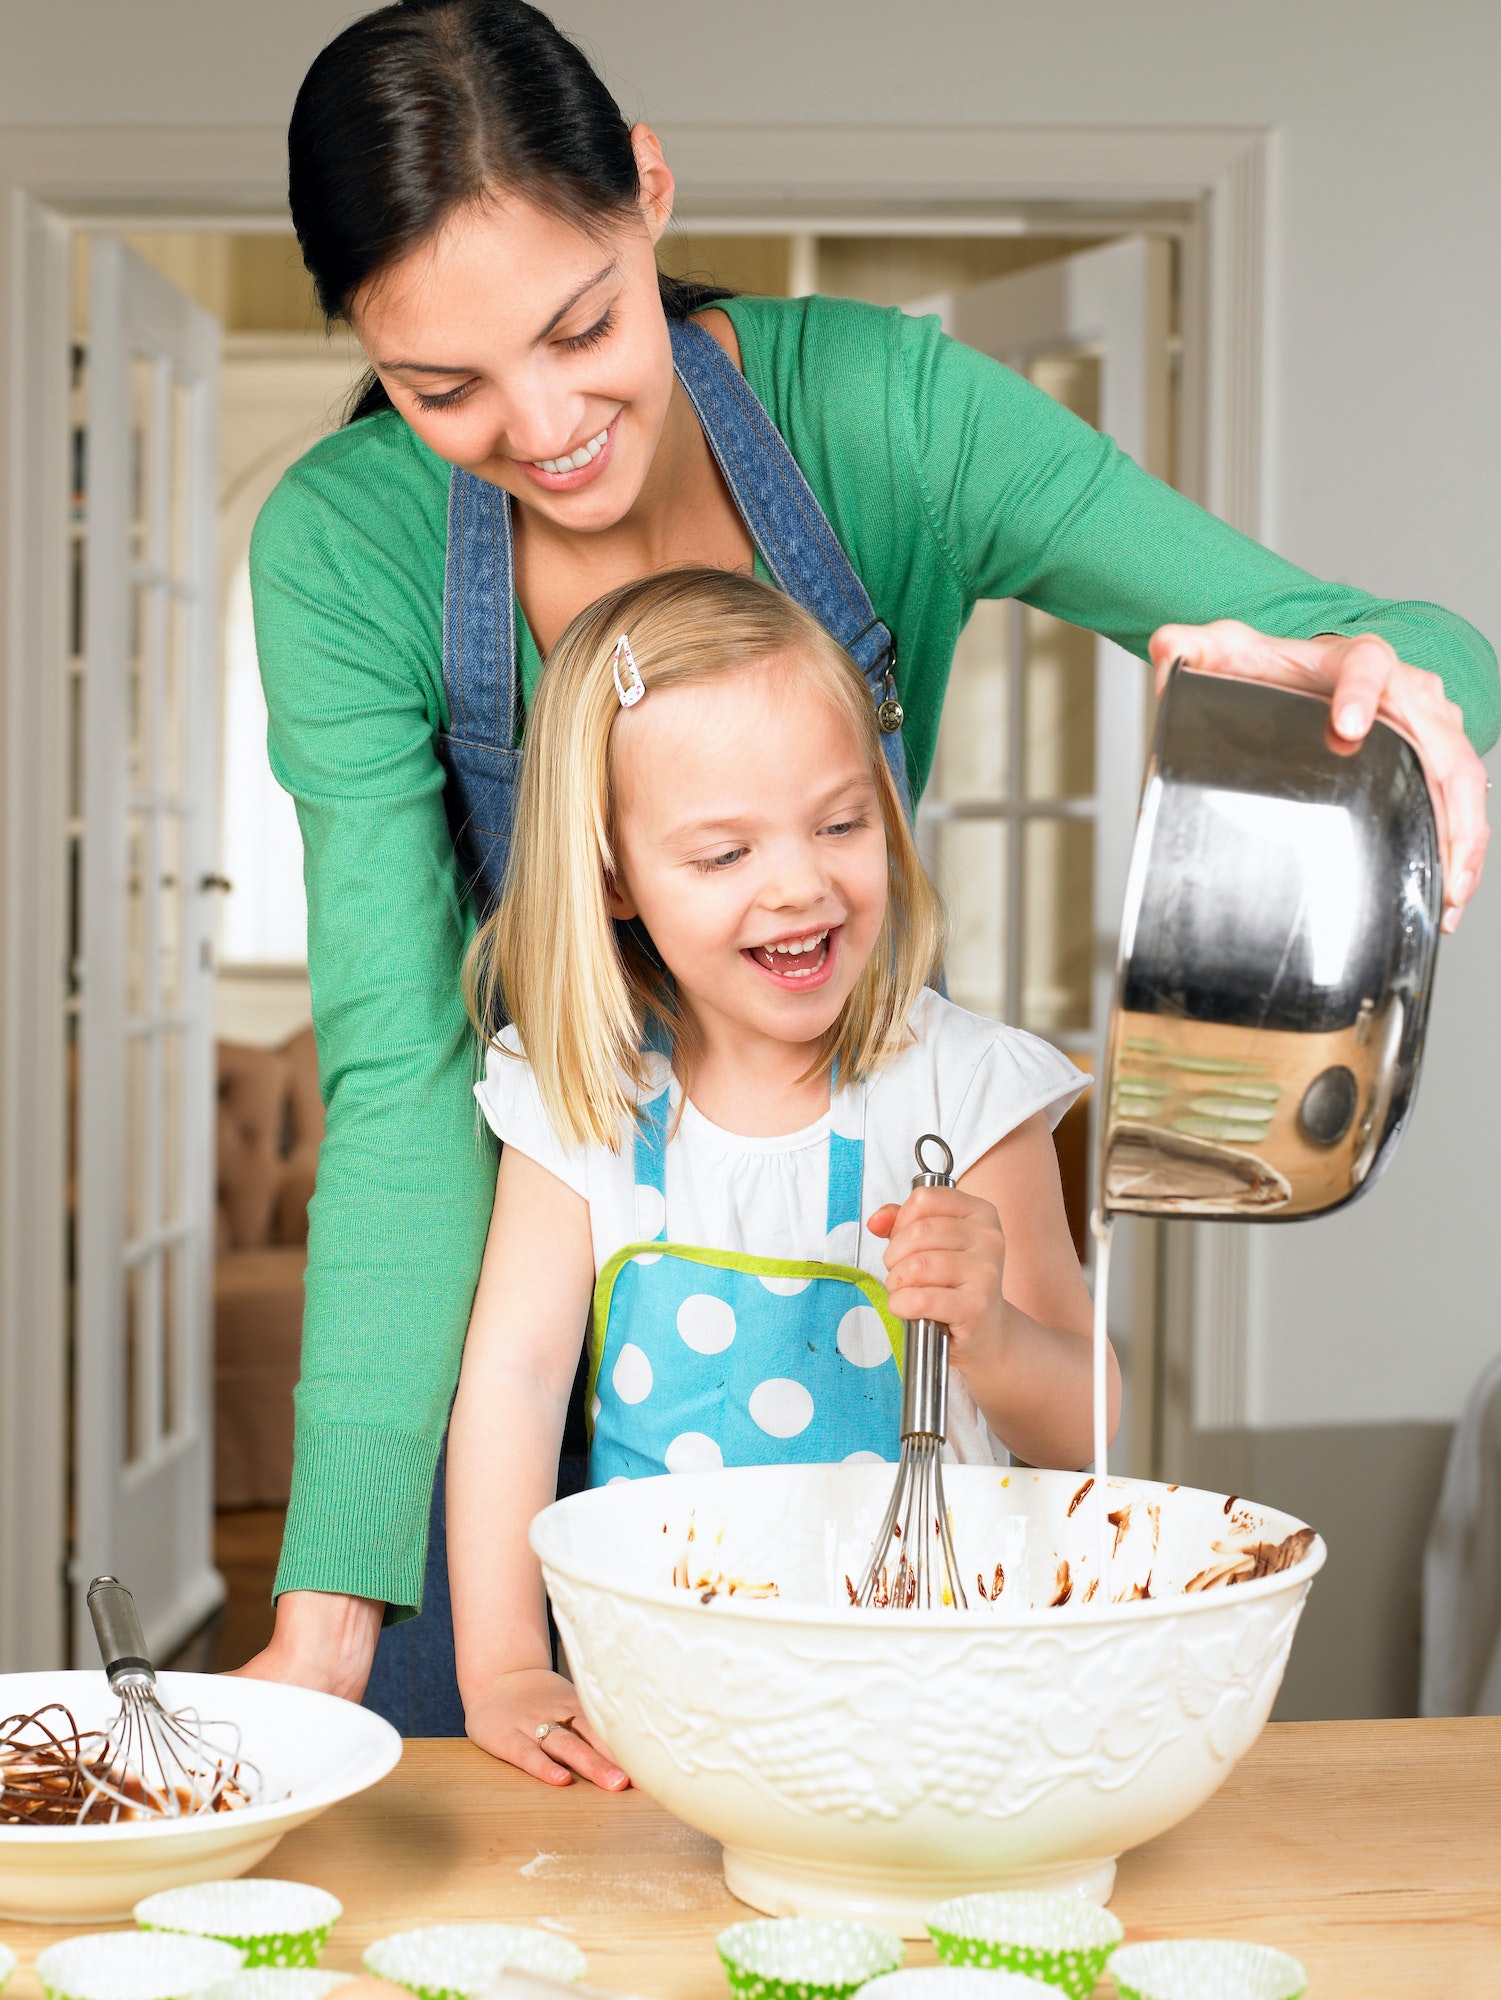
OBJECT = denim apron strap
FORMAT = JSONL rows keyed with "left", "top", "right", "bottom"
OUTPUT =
{"left": 668, "top": 319, "right": 912, "bottom": 817}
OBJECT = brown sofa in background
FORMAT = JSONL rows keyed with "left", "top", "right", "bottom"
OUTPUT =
{"left": 214, "top": 1026, "right": 322, "bottom": 1508}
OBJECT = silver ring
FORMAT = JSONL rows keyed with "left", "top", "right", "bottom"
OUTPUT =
{"left": 535, "top": 1722, "right": 554, "bottom": 1742}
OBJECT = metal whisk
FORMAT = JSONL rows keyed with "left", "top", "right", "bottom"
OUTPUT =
{"left": 856, "top": 1135, "right": 968, "bottom": 1610}
{"left": 83, "top": 1575, "right": 262, "bottom": 1819}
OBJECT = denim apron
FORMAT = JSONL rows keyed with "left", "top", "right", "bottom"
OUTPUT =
{"left": 363, "top": 315, "right": 912, "bottom": 1736}
{"left": 590, "top": 1079, "right": 902, "bottom": 1485}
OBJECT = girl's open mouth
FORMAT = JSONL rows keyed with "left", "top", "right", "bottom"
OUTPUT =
{"left": 518, "top": 413, "right": 619, "bottom": 493}
{"left": 744, "top": 926, "right": 838, "bottom": 990}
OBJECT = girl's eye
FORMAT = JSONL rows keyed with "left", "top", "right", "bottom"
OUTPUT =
{"left": 557, "top": 306, "right": 615, "bottom": 354}
{"left": 410, "top": 381, "right": 476, "bottom": 414}
{"left": 695, "top": 847, "right": 747, "bottom": 873}
{"left": 821, "top": 814, "right": 869, "bottom": 838}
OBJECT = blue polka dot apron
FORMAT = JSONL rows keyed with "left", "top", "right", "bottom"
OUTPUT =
{"left": 587, "top": 1082, "right": 905, "bottom": 1484}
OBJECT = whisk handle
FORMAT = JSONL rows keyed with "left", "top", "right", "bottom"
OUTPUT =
{"left": 87, "top": 1575, "right": 155, "bottom": 1689}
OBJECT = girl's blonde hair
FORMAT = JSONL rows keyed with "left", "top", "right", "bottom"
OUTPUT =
{"left": 467, "top": 567, "right": 945, "bottom": 1149}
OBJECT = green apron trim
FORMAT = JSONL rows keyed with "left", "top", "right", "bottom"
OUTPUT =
{"left": 587, "top": 1241, "right": 902, "bottom": 1440}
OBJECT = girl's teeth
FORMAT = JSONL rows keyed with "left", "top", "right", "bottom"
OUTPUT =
{"left": 535, "top": 428, "right": 608, "bottom": 475}
{"left": 753, "top": 930, "right": 829, "bottom": 974}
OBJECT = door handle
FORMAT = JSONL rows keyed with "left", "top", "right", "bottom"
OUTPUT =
{"left": 197, "top": 873, "right": 233, "bottom": 893}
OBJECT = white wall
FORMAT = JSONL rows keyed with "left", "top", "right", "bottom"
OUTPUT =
{"left": 7, "top": 0, "right": 1496, "bottom": 1426}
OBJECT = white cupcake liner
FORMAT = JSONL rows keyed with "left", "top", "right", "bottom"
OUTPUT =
{"left": 36, "top": 1933, "right": 246, "bottom": 2000}
{"left": 202, "top": 1979, "right": 354, "bottom": 2000}
{"left": 1109, "top": 1940, "right": 1307, "bottom": 2000}
{"left": 862, "top": 1974, "right": 1051, "bottom": 1999}
{"left": 136, "top": 1881, "right": 343, "bottom": 1970}
{"left": 363, "top": 1925, "right": 587, "bottom": 1998}
{"left": 926, "top": 1892, "right": 1123, "bottom": 2000}
{"left": 716, "top": 1918, "right": 905, "bottom": 2000}
{"left": 0, "top": 1945, "right": 16, "bottom": 1993}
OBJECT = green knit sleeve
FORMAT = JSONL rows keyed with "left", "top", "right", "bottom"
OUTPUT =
{"left": 249, "top": 421, "right": 496, "bottom": 1617}
{"left": 896, "top": 312, "right": 1500, "bottom": 752}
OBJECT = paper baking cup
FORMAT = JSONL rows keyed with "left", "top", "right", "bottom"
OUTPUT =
{"left": 1109, "top": 1940, "right": 1307, "bottom": 2000}
{"left": 202, "top": 1976, "right": 356, "bottom": 2000}
{"left": 862, "top": 1974, "right": 1052, "bottom": 1999}
{"left": 926, "top": 1893, "right": 1123, "bottom": 1999}
{"left": 136, "top": 1881, "right": 343, "bottom": 1968}
{"left": 0, "top": 1945, "right": 16, "bottom": 1993}
{"left": 36, "top": 1933, "right": 245, "bottom": 2000}
{"left": 716, "top": 1918, "right": 904, "bottom": 2000}
{"left": 363, "top": 1924, "right": 587, "bottom": 1998}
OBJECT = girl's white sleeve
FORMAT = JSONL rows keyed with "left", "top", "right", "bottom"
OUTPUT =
{"left": 472, "top": 1028, "right": 591, "bottom": 1200}
{"left": 926, "top": 998, "right": 1090, "bottom": 1182}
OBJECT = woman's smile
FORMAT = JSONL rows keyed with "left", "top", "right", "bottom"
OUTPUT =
{"left": 517, "top": 413, "right": 620, "bottom": 493}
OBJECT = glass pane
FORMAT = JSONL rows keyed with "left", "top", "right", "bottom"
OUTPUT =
{"left": 1023, "top": 608, "right": 1096, "bottom": 800}
{"left": 934, "top": 818, "right": 1007, "bottom": 1020}
{"left": 123, "top": 1259, "right": 142, "bottom": 1466}
{"left": 161, "top": 1028, "right": 184, "bottom": 1227}
{"left": 1021, "top": 816, "right": 1094, "bottom": 1036}
{"left": 168, "top": 375, "right": 196, "bottom": 583}
{"left": 125, "top": 1031, "right": 150, "bottom": 1241}
{"left": 161, "top": 1241, "right": 181, "bottom": 1440}
{"left": 159, "top": 812, "right": 182, "bottom": 1010}
{"left": 129, "top": 354, "right": 159, "bottom": 566}
{"left": 931, "top": 597, "right": 1010, "bottom": 803}
{"left": 125, "top": 812, "right": 150, "bottom": 1014}
{"left": 162, "top": 595, "right": 190, "bottom": 795}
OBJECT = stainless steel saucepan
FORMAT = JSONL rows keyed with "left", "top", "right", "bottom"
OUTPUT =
{"left": 1098, "top": 665, "right": 1442, "bottom": 1221}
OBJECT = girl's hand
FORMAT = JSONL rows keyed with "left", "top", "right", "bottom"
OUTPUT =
{"left": 867, "top": 1185, "right": 1008, "bottom": 1375}
{"left": 1149, "top": 620, "right": 1489, "bottom": 933}
{"left": 463, "top": 1666, "right": 630, "bottom": 1791}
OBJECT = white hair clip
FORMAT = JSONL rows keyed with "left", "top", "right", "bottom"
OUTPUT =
{"left": 612, "top": 633, "right": 645, "bottom": 709}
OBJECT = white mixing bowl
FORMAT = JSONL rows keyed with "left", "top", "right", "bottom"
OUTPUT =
{"left": 0, "top": 1671, "right": 400, "bottom": 1921}
{"left": 532, "top": 1464, "right": 1324, "bottom": 1936}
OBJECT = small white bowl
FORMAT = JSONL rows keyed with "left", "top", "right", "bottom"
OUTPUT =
{"left": 35, "top": 1931, "right": 245, "bottom": 2000}
{"left": 364, "top": 1925, "right": 587, "bottom": 1998}
{"left": 0, "top": 1673, "right": 399, "bottom": 1923}
{"left": 1109, "top": 1939, "right": 1307, "bottom": 2000}
{"left": 863, "top": 1975, "right": 1050, "bottom": 1998}
{"left": 135, "top": 1880, "right": 342, "bottom": 1967}
{"left": 203, "top": 1976, "right": 354, "bottom": 2000}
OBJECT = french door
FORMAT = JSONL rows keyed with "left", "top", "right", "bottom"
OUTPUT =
{"left": 911, "top": 237, "right": 1173, "bottom": 1472}
{"left": 74, "top": 238, "right": 222, "bottom": 1662}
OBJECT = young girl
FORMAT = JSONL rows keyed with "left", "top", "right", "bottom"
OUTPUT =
{"left": 445, "top": 567, "right": 1120, "bottom": 1790}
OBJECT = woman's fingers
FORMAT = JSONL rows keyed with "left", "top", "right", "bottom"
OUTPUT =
{"left": 536, "top": 1722, "right": 630, "bottom": 1790}
{"left": 1148, "top": 621, "right": 1489, "bottom": 925}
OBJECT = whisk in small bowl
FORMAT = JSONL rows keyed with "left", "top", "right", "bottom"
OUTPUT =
{"left": 856, "top": 1135, "right": 968, "bottom": 1611}
{"left": 79, "top": 1575, "right": 262, "bottom": 1820}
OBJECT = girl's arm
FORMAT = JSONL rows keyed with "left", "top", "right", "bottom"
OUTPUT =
{"left": 868, "top": 1111, "right": 1115, "bottom": 1469}
{"left": 447, "top": 1144, "right": 628, "bottom": 1790}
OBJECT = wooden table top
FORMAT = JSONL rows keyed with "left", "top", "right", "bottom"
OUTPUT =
{"left": 3, "top": 1719, "right": 1498, "bottom": 1999}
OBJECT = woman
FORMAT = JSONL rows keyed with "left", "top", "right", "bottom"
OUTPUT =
{"left": 240, "top": 0, "right": 1496, "bottom": 1751}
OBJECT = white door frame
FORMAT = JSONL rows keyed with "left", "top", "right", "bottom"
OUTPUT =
{"left": 0, "top": 121, "right": 1272, "bottom": 1668}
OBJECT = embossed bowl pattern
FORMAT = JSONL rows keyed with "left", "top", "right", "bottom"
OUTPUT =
{"left": 532, "top": 1464, "right": 1324, "bottom": 1936}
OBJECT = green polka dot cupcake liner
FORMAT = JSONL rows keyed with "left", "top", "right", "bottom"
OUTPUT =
{"left": 0, "top": 1945, "right": 16, "bottom": 1995}
{"left": 35, "top": 1932, "right": 245, "bottom": 2000}
{"left": 926, "top": 1892, "right": 1123, "bottom": 1999}
{"left": 135, "top": 1881, "right": 343, "bottom": 1970}
{"left": 203, "top": 1976, "right": 356, "bottom": 2000}
{"left": 716, "top": 1917, "right": 904, "bottom": 2000}
{"left": 363, "top": 1923, "right": 587, "bottom": 1999}
{"left": 1108, "top": 1940, "right": 1307, "bottom": 2000}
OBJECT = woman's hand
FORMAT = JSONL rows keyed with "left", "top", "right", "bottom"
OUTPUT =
{"left": 1150, "top": 621, "right": 1490, "bottom": 932}
{"left": 462, "top": 1667, "right": 630, "bottom": 1790}
{"left": 867, "top": 1185, "right": 1008, "bottom": 1376}
{"left": 229, "top": 1589, "right": 385, "bottom": 1703}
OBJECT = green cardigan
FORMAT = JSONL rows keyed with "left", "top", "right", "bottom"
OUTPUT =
{"left": 250, "top": 293, "right": 1499, "bottom": 1613}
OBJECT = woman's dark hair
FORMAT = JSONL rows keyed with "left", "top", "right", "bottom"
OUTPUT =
{"left": 289, "top": 0, "right": 731, "bottom": 422}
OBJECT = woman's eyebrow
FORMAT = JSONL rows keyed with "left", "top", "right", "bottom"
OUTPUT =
{"left": 377, "top": 261, "right": 620, "bottom": 372}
